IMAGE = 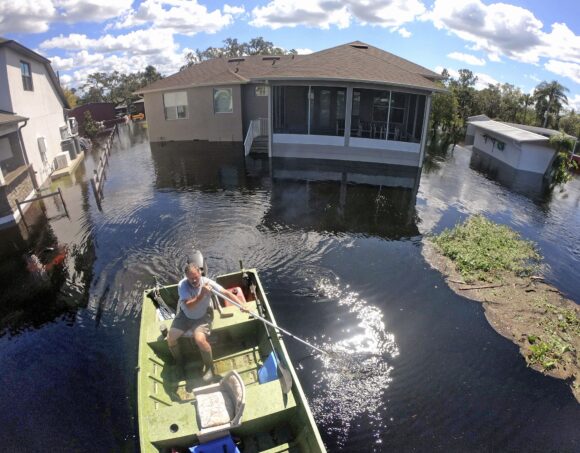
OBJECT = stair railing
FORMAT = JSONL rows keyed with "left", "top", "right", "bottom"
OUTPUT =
{"left": 244, "top": 118, "right": 269, "bottom": 156}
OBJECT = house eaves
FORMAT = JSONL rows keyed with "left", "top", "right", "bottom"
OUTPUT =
{"left": 0, "top": 38, "right": 70, "bottom": 109}
{"left": 254, "top": 76, "right": 447, "bottom": 93}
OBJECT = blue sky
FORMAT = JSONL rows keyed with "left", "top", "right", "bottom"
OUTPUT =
{"left": 2, "top": 0, "right": 579, "bottom": 109}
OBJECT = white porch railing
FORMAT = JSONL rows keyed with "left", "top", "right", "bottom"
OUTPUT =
{"left": 244, "top": 118, "right": 269, "bottom": 156}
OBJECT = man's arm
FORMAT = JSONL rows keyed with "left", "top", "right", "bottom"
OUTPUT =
{"left": 183, "top": 285, "right": 210, "bottom": 307}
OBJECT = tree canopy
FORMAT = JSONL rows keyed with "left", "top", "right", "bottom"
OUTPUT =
{"left": 77, "top": 65, "right": 163, "bottom": 107}
{"left": 182, "top": 37, "right": 296, "bottom": 69}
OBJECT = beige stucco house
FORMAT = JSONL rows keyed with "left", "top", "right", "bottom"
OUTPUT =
{"left": 139, "top": 41, "right": 444, "bottom": 167}
{"left": 0, "top": 38, "right": 74, "bottom": 226}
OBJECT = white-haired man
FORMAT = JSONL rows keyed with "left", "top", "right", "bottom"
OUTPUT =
{"left": 168, "top": 263, "right": 245, "bottom": 382}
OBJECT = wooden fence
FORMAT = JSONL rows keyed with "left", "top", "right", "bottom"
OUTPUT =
{"left": 90, "top": 124, "right": 118, "bottom": 210}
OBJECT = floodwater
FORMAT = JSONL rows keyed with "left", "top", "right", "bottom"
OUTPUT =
{"left": 0, "top": 124, "right": 579, "bottom": 452}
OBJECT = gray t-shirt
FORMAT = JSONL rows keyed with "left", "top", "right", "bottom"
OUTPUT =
{"left": 177, "top": 276, "right": 225, "bottom": 319}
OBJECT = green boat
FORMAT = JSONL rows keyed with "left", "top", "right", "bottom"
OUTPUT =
{"left": 137, "top": 267, "right": 326, "bottom": 452}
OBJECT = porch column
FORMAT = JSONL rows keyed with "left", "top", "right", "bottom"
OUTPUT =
{"left": 344, "top": 86, "right": 353, "bottom": 147}
{"left": 418, "top": 95, "right": 432, "bottom": 166}
{"left": 267, "top": 82, "right": 272, "bottom": 158}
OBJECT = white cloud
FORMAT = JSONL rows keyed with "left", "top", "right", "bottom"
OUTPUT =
{"left": 59, "top": 74, "right": 72, "bottom": 86}
{"left": 41, "top": 29, "right": 177, "bottom": 56}
{"left": 223, "top": 4, "right": 245, "bottom": 16}
{"left": 0, "top": 0, "right": 57, "bottom": 33}
{"left": 113, "top": 0, "right": 234, "bottom": 35}
{"left": 250, "top": 0, "right": 426, "bottom": 31}
{"left": 49, "top": 55, "right": 75, "bottom": 71}
{"left": 568, "top": 94, "right": 580, "bottom": 111}
{"left": 435, "top": 66, "right": 499, "bottom": 90}
{"left": 447, "top": 52, "right": 485, "bottom": 66}
{"left": 295, "top": 48, "right": 314, "bottom": 55}
{"left": 544, "top": 60, "right": 580, "bottom": 85}
{"left": 398, "top": 27, "right": 412, "bottom": 38}
{"left": 55, "top": 0, "right": 133, "bottom": 23}
{"left": 0, "top": 0, "right": 133, "bottom": 34}
{"left": 426, "top": 0, "right": 580, "bottom": 72}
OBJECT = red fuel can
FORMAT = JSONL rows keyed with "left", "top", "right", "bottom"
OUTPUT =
{"left": 225, "top": 286, "right": 247, "bottom": 306}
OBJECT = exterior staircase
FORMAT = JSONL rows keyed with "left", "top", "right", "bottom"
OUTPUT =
{"left": 250, "top": 136, "right": 268, "bottom": 154}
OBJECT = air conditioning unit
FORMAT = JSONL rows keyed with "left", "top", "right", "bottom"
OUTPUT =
{"left": 59, "top": 125, "right": 70, "bottom": 140}
{"left": 53, "top": 152, "right": 70, "bottom": 170}
{"left": 68, "top": 117, "right": 78, "bottom": 136}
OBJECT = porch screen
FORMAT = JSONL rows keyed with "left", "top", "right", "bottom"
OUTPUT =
{"left": 351, "top": 89, "right": 426, "bottom": 143}
{"left": 163, "top": 91, "right": 188, "bottom": 120}
{"left": 309, "top": 87, "right": 347, "bottom": 136}
{"left": 273, "top": 86, "right": 308, "bottom": 134}
{"left": 273, "top": 86, "right": 347, "bottom": 136}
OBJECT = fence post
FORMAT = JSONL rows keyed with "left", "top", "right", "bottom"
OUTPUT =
{"left": 57, "top": 187, "right": 70, "bottom": 218}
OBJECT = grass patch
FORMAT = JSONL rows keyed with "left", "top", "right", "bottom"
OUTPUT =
{"left": 526, "top": 300, "right": 579, "bottom": 372}
{"left": 431, "top": 215, "right": 540, "bottom": 282}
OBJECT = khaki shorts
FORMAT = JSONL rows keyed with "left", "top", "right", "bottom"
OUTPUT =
{"left": 170, "top": 310, "right": 211, "bottom": 336}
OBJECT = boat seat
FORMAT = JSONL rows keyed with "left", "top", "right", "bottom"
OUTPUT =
{"left": 194, "top": 371, "right": 246, "bottom": 443}
{"left": 147, "top": 302, "right": 259, "bottom": 344}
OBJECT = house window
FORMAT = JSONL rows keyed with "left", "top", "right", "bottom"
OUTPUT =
{"left": 255, "top": 85, "right": 268, "bottom": 96}
{"left": 163, "top": 91, "right": 188, "bottom": 120}
{"left": 213, "top": 88, "right": 233, "bottom": 113}
{"left": 21, "top": 61, "right": 33, "bottom": 91}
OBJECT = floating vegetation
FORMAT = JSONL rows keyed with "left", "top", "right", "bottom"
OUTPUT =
{"left": 527, "top": 300, "right": 580, "bottom": 371}
{"left": 431, "top": 215, "right": 540, "bottom": 282}
{"left": 423, "top": 219, "right": 580, "bottom": 403}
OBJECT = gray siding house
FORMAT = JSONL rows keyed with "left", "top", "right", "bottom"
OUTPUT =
{"left": 139, "top": 41, "right": 444, "bottom": 167}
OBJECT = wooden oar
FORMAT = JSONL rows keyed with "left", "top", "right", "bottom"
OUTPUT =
{"left": 250, "top": 282, "right": 293, "bottom": 394}
{"left": 208, "top": 287, "right": 329, "bottom": 356}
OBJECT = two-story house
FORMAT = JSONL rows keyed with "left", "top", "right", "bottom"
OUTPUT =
{"left": 0, "top": 38, "right": 73, "bottom": 226}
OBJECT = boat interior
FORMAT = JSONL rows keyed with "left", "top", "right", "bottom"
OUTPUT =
{"left": 138, "top": 270, "right": 323, "bottom": 452}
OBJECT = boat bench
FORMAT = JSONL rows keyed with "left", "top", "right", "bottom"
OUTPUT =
{"left": 146, "top": 302, "right": 260, "bottom": 360}
{"left": 146, "top": 378, "right": 297, "bottom": 448}
{"left": 146, "top": 302, "right": 259, "bottom": 344}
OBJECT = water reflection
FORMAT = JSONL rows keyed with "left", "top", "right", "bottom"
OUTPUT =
{"left": 470, "top": 148, "right": 551, "bottom": 201}
{"left": 150, "top": 141, "right": 251, "bottom": 191}
{"left": 264, "top": 158, "right": 421, "bottom": 239}
{"left": 309, "top": 277, "right": 398, "bottom": 448}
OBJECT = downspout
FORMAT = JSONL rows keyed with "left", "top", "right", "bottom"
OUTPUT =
{"left": 16, "top": 118, "right": 38, "bottom": 190}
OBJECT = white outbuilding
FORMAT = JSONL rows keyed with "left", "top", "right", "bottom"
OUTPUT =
{"left": 468, "top": 119, "right": 556, "bottom": 174}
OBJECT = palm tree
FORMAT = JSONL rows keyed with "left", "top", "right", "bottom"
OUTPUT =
{"left": 533, "top": 81, "right": 569, "bottom": 128}
{"left": 521, "top": 93, "right": 532, "bottom": 125}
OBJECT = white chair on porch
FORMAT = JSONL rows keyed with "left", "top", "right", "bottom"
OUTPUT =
{"left": 193, "top": 370, "right": 246, "bottom": 443}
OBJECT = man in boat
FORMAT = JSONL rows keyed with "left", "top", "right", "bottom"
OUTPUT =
{"left": 168, "top": 263, "right": 245, "bottom": 382}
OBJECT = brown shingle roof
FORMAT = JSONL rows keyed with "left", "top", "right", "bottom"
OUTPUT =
{"left": 138, "top": 41, "right": 442, "bottom": 94}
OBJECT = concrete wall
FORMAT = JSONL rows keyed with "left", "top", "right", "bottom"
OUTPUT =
{"left": 472, "top": 126, "right": 554, "bottom": 174}
{"left": 145, "top": 85, "right": 243, "bottom": 143}
{"left": 4, "top": 47, "right": 67, "bottom": 186}
{"left": 242, "top": 84, "right": 268, "bottom": 137}
{"left": 0, "top": 165, "right": 35, "bottom": 224}
{"left": 272, "top": 142, "right": 421, "bottom": 167}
